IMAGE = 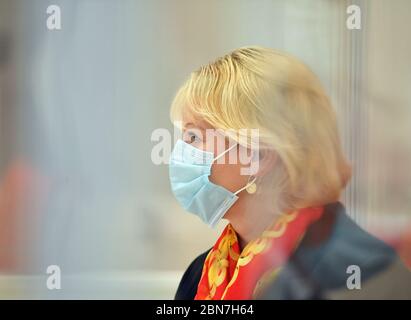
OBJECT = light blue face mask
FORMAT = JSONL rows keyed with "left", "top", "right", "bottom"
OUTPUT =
{"left": 169, "top": 139, "right": 254, "bottom": 228}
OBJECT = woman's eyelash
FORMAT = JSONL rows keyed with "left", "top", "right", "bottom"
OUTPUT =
{"left": 188, "top": 132, "right": 200, "bottom": 142}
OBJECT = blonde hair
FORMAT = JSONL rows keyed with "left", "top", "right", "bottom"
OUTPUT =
{"left": 170, "top": 46, "right": 351, "bottom": 213}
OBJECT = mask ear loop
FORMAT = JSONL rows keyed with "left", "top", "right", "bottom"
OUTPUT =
{"left": 213, "top": 143, "right": 238, "bottom": 162}
{"left": 212, "top": 142, "right": 258, "bottom": 195}
{"left": 234, "top": 175, "right": 257, "bottom": 195}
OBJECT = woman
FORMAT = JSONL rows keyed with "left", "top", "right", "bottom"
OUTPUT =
{"left": 168, "top": 46, "right": 410, "bottom": 299}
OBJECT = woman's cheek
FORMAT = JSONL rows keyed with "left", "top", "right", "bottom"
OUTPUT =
{"left": 210, "top": 163, "right": 245, "bottom": 193}
{"left": 209, "top": 163, "right": 228, "bottom": 186}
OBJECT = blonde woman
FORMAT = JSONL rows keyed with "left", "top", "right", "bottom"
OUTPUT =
{"left": 168, "top": 46, "right": 409, "bottom": 299}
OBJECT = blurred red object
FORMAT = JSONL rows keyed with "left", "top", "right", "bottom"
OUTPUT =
{"left": 397, "top": 229, "right": 411, "bottom": 270}
{"left": 378, "top": 228, "right": 411, "bottom": 270}
{"left": 0, "top": 159, "right": 48, "bottom": 272}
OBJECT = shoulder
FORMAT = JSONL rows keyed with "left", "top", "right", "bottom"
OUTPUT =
{"left": 312, "top": 203, "right": 411, "bottom": 299}
{"left": 311, "top": 202, "right": 397, "bottom": 284}
{"left": 261, "top": 202, "right": 410, "bottom": 299}
{"left": 174, "top": 249, "right": 211, "bottom": 300}
{"left": 305, "top": 203, "right": 397, "bottom": 275}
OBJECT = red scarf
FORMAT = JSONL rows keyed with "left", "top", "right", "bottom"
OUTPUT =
{"left": 195, "top": 206, "right": 324, "bottom": 300}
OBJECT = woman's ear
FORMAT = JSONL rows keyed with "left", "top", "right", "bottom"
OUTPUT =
{"left": 254, "top": 149, "right": 277, "bottom": 177}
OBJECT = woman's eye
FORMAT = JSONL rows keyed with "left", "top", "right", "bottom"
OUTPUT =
{"left": 183, "top": 129, "right": 203, "bottom": 144}
{"left": 188, "top": 132, "right": 200, "bottom": 143}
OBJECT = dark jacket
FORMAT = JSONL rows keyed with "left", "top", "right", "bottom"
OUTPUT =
{"left": 175, "top": 202, "right": 411, "bottom": 299}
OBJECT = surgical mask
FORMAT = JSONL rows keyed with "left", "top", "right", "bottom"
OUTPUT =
{"left": 169, "top": 139, "right": 255, "bottom": 228}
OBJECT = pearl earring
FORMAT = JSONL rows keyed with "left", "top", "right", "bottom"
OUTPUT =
{"left": 246, "top": 176, "right": 257, "bottom": 194}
